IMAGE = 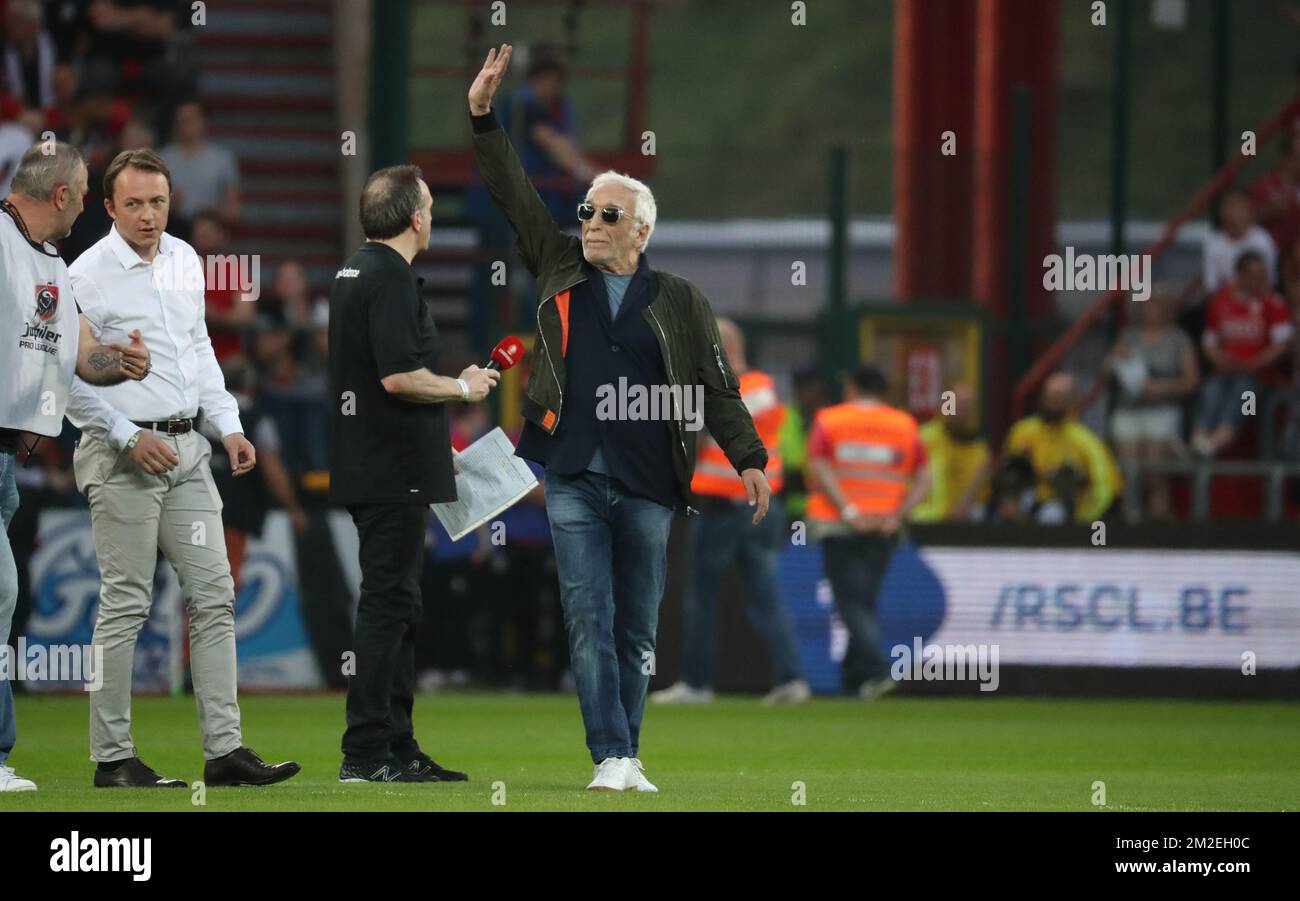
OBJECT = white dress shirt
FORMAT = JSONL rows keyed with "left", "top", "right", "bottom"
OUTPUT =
{"left": 66, "top": 224, "right": 243, "bottom": 450}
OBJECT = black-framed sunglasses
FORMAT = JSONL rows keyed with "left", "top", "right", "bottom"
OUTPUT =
{"left": 577, "top": 202, "right": 628, "bottom": 225}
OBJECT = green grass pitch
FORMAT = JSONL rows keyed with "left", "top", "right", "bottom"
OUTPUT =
{"left": 3, "top": 692, "right": 1297, "bottom": 811}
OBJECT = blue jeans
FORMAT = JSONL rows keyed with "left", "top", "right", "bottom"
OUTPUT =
{"left": 546, "top": 469, "right": 674, "bottom": 763}
{"left": 1196, "top": 375, "right": 1258, "bottom": 432}
{"left": 681, "top": 497, "right": 802, "bottom": 689}
{"left": 0, "top": 453, "right": 20, "bottom": 765}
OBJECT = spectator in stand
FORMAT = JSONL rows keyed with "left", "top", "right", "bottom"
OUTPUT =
{"left": 81, "top": 0, "right": 195, "bottom": 135}
{"left": 1104, "top": 293, "right": 1199, "bottom": 518}
{"left": 119, "top": 115, "right": 155, "bottom": 151}
{"left": 1284, "top": 238, "right": 1300, "bottom": 374}
{"left": 0, "top": 108, "right": 33, "bottom": 198}
{"left": 489, "top": 447, "right": 564, "bottom": 691}
{"left": 1191, "top": 251, "right": 1295, "bottom": 457}
{"left": 159, "top": 100, "right": 240, "bottom": 226}
{"left": 251, "top": 313, "right": 328, "bottom": 481}
{"left": 60, "top": 81, "right": 132, "bottom": 260}
{"left": 263, "top": 259, "right": 324, "bottom": 330}
{"left": 43, "top": 0, "right": 93, "bottom": 64}
{"left": 190, "top": 209, "right": 253, "bottom": 362}
{"left": 1004, "top": 372, "right": 1122, "bottom": 524}
{"left": 983, "top": 454, "right": 1039, "bottom": 524}
{"left": 910, "top": 382, "right": 991, "bottom": 523}
{"left": 1248, "top": 129, "right": 1300, "bottom": 267}
{"left": 1203, "top": 189, "right": 1277, "bottom": 295}
{"left": 416, "top": 395, "right": 494, "bottom": 692}
{"left": 2, "top": 1, "right": 56, "bottom": 113}
{"left": 498, "top": 44, "right": 598, "bottom": 223}
{"left": 464, "top": 44, "right": 597, "bottom": 336}
{"left": 205, "top": 358, "right": 309, "bottom": 590}
{"left": 38, "top": 63, "right": 80, "bottom": 135}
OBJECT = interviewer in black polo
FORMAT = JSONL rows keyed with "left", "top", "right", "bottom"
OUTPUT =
{"left": 328, "top": 164, "right": 500, "bottom": 783}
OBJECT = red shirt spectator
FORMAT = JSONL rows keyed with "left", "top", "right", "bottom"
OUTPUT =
{"left": 1203, "top": 283, "right": 1295, "bottom": 383}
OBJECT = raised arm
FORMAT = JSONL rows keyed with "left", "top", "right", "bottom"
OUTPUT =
{"left": 467, "top": 43, "right": 578, "bottom": 275}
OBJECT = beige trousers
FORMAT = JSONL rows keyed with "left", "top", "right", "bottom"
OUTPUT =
{"left": 74, "top": 428, "right": 242, "bottom": 762}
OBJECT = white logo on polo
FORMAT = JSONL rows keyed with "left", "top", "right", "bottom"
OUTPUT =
{"left": 336, "top": 268, "right": 360, "bottom": 279}
{"left": 49, "top": 832, "right": 151, "bottom": 882}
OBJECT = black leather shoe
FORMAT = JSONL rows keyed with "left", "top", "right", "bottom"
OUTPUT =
{"left": 339, "top": 756, "right": 437, "bottom": 783}
{"left": 402, "top": 751, "right": 469, "bottom": 782}
{"left": 204, "top": 747, "right": 301, "bottom": 787}
{"left": 94, "top": 757, "right": 187, "bottom": 788}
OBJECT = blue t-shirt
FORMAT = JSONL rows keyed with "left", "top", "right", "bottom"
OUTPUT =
{"left": 587, "top": 272, "right": 637, "bottom": 475}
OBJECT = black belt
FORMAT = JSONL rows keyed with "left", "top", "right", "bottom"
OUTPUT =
{"left": 131, "top": 418, "right": 195, "bottom": 435}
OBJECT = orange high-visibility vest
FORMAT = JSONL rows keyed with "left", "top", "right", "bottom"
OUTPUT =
{"left": 806, "top": 401, "right": 919, "bottom": 520}
{"left": 691, "top": 370, "right": 785, "bottom": 498}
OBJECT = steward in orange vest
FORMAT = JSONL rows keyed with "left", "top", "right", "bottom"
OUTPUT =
{"left": 805, "top": 365, "right": 930, "bottom": 701}
{"left": 691, "top": 369, "right": 786, "bottom": 499}
{"left": 654, "top": 318, "right": 809, "bottom": 705}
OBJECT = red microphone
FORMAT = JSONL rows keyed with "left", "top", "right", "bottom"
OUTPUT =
{"left": 486, "top": 335, "right": 524, "bottom": 372}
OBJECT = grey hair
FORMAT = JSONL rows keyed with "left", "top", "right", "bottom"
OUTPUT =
{"left": 9, "top": 141, "right": 86, "bottom": 201}
{"left": 586, "top": 171, "right": 657, "bottom": 249}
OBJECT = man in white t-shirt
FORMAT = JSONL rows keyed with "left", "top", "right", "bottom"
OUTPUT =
{"left": 0, "top": 140, "right": 152, "bottom": 792}
{"left": 1203, "top": 189, "right": 1278, "bottom": 294}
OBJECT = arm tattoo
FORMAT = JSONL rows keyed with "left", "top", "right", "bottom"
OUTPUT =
{"left": 80, "top": 347, "right": 126, "bottom": 385}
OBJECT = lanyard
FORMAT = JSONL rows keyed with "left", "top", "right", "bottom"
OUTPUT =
{"left": 0, "top": 199, "right": 61, "bottom": 257}
{"left": 1, "top": 201, "right": 64, "bottom": 328}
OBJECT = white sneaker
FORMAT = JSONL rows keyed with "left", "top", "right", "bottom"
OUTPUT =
{"left": 626, "top": 758, "right": 659, "bottom": 793}
{"left": 649, "top": 681, "right": 715, "bottom": 704}
{"left": 586, "top": 757, "right": 631, "bottom": 791}
{"left": 859, "top": 677, "right": 898, "bottom": 701}
{"left": 762, "top": 678, "right": 812, "bottom": 705}
{"left": 0, "top": 765, "right": 37, "bottom": 792}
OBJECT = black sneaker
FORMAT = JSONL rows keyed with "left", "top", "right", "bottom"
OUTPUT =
{"left": 339, "top": 756, "right": 437, "bottom": 783}
{"left": 402, "top": 751, "right": 469, "bottom": 782}
{"left": 94, "top": 757, "right": 187, "bottom": 788}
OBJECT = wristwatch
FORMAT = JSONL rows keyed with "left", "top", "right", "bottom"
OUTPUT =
{"left": 840, "top": 503, "right": 861, "bottom": 522}
{"left": 124, "top": 431, "right": 142, "bottom": 452}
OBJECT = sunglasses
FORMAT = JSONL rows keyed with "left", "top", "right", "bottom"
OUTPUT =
{"left": 577, "top": 202, "right": 629, "bottom": 225}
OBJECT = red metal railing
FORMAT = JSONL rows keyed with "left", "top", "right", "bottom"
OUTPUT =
{"left": 1011, "top": 93, "right": 1300, "bottom": 419}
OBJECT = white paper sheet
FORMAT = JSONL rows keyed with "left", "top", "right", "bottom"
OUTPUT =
{"left": 431, "top": 427, "right": 539, "bottom": 541}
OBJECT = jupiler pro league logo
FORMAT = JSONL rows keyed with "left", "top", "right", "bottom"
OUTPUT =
{"left": 35, "top": 283, "right": 59, "bottom": 321}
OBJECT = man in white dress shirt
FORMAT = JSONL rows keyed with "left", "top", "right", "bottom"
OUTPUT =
{"left": 66, "top": 149, "right": 299, "bottom": 788}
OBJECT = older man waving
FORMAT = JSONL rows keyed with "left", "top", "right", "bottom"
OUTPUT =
{"left": 468, "top": 45, "right": 771, "bottom": 792}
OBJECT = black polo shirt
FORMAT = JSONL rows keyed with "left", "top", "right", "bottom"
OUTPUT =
{"left": 327, "top": 242, "right": 455, "bottom": 506}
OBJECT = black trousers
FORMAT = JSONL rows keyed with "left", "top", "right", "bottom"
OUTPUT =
{"left": 821, "top": 533, "right": 897, "bottom": 692}
{"left": 342, "top": 502, "right": 429, "bottom": 762}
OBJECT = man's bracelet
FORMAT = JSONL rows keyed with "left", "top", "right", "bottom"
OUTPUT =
{"left": 456, "top": 378, "right": 470, "bottom": 401}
